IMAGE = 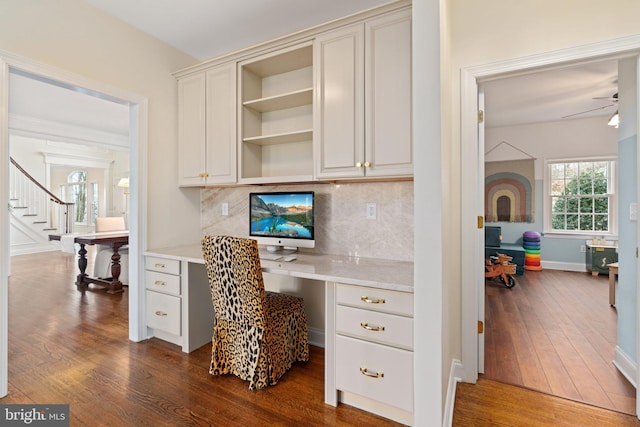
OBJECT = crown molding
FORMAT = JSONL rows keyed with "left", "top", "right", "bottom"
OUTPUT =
{"left": 9, "top": 114, "right": 128, "bottom": 150}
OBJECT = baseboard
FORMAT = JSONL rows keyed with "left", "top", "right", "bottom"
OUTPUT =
{"left": 443, "top": 359, "right": 464, "bottom": 427}
{"left": 10, "top": 243, "right": 59, "bottom": 256}
{"left": 613, "top": 345, "right": 638, "bottom": 389}
{"left": 308, "top": 327, "right": 324, "bottom": 348}
{"left": 540, "top": 260, "right": 586, "bottom": 272}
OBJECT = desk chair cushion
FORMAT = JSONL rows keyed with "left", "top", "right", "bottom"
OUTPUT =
{"left": 202, "top": 235, "right": 309, "bottom": 390}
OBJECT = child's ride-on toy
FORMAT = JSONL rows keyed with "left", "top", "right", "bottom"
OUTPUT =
{"left": 485, "top": 253, "right": 516, "bottom": 288}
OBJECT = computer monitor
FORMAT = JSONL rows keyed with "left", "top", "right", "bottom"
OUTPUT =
{"left": 249, "top": 191, "right": 315, "bottom": 253}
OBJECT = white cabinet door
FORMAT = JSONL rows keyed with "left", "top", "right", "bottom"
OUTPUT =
{"left": 315, "top": 9, "right": 412, "bottom": 180}
{"left": 205, "top": 63, "right": 237, "bottom": 184}
{"left": 178, "top": 63, "right": 237, "bottom": 186}
{"left": 365, "top": 9, "right": 413, "bottom": 177}
{"left": 178, "top": 73, "right": 206, "bottom": 186}
{"left": 314, "top": 24, "right": 365, "bottom": 179}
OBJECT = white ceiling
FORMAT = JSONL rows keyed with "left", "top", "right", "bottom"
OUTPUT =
{"left": 8, "top": 1, "right": 620, "bottom": 143}
{"left": 84, "top": 0, "right": 396, "bottom": 60}
{"left": 483, "top": 59, "right": 619, "bottom": 128}
{"left": 9, "top": 71, "right": 130, "bottom": 137}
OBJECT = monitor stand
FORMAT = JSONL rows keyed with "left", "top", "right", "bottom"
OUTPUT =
{"left": 260, "top": 246, "right": 297, "bottom": 260}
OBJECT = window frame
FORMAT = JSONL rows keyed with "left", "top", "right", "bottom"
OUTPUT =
{"left": 543, "top": 156, "right": 618, "bottom": 238}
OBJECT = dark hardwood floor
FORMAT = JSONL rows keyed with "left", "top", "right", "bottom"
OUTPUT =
{"left": 484, "top": 268, "right": 636, "bottom": 414}
{"left": 6, "top": 250, "right": 639, "bottom": 426}
{"left": 3, "top": 250, "right": 401, "bottom": 426}
{"left": 453, "top": 377, "right": 640, "bottom": 426}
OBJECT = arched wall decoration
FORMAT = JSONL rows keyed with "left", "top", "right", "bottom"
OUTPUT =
{"left": 485, "top": 159, "right": 535, "bottom": 223}
{"left": 485, "top": 180, "right": 526, "bottom": 221}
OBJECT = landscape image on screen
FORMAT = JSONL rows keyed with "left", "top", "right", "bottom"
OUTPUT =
{"left": 250, "top": 193, "right": 314, "bottom": 240}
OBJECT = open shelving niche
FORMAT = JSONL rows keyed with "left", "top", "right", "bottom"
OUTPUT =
{"left": 238, "top": 42, "right": 314, "bottom": 184}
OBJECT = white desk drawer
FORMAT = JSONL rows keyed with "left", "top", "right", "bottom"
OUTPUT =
{"left": 336, "top": 305, "right": 413, "bottom": 350}
{"left": 145, "top": 256, "right": 180, "bottom": 275}
{"left": 146, "top": 290, "right": 181, "bottom": 336}
{"left": 336, "top": 335, "right": 413, "bottom": 412}
{"left": 145, "top": 270, "right": 181, "bottom": 296}
{"left": 336, "top": 283, "right": 413, "bottom": 316}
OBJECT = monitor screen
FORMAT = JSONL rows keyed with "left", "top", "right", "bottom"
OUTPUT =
{"left": 249, "top": 191, "right": 315, "bottom": 249}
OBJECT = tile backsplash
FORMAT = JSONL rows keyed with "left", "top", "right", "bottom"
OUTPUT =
{"left": 201, "top": 181, "right": 414, "bottom": 261}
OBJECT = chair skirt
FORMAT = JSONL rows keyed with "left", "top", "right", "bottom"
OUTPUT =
{"left": 210, "top": 291, "right": 309, "bottom": 390}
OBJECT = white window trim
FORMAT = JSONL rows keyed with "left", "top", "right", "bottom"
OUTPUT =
{"left": 543, "top": 155, "right": 618, "bottom": 238}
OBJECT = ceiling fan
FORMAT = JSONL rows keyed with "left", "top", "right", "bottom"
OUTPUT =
{"left": 561, "top": 92, "right": 618, "bottom": 119}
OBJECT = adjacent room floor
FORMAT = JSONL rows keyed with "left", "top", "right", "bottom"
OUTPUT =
{"left": 484, "top": 268, "right": 636, "bottom": 414}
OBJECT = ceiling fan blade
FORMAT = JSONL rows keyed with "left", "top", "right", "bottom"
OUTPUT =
{"left": 561, "top": 104, "right": 614, "bottom": 119}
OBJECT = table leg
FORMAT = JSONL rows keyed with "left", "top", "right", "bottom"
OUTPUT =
{"left": 75, "top": 243, "right": 88, "bottom": 290}
{"left": 107, "top": 243, "right": 124, "bottom": 294}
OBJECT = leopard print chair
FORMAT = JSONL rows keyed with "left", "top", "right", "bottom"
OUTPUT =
{"left": 201, "top": 235, "right": 309, "bottom": 390}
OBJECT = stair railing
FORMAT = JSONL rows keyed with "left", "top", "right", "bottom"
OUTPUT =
{"left": 9, "top": 156, "right": 74, "bottom": 234}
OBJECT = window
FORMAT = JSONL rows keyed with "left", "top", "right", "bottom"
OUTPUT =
{"left": 545, "top": 158, "right": 616, "bottom": 235}
{"left": 68, "top": 171, "right": 98, "bottom": 226}
{"left": 68, "top": 170, "right": 87, "bottom": 224}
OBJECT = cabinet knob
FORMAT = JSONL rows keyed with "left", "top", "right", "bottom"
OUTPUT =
{"left": 356, "top": 162, "right": 363, "bottom": 168}
{"left": 364, "top": 162, "right": 371, "bottom": 168}
{"left": 360, "top": 367, "right": 384, "bottom": 378}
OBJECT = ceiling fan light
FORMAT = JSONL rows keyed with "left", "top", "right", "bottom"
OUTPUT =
{"left": 608, "top": 110, "right": 619, "bottom": 128}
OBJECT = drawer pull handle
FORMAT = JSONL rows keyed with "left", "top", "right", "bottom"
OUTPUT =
{"left": 360, "top": 322, "right": 385, "bottom": 332}
{"left": 154, "top": 310, "right": 167, "bottom": 317}
{"left": 154, "top": 263, "right": 166, "bottom": 269}
{"left": 360, "top": 367, "right": 384, "bottom": 378}
{"left": 361, "top": 296, "right": 385, "bottom": 304}
{"left": 154, "top": 280, "right": 166, "bottom": 286}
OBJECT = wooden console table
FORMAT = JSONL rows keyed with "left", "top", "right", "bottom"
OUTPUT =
{"left": 50, "top": 233, "right": 129, "bottom": 294}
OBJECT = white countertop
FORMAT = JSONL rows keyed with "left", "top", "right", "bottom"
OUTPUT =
{"left": 145, "top": 244, "right": 414, "bottom": 293}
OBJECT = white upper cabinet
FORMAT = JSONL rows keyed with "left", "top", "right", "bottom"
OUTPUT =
{"left": 178, "top": 62, "right": 237, "bottom": 186}
{"left": 178, "top": 73, "right": 206, "bottom": 186}
{"left": 175, "top": 4, "right": 412, "bottom": 187}
{"left": 314, "top": 24, "right": 365, "bottom": 180}
{"left": 315, "top": 8, "right": 412, "bottom": 180}
{"left": 238, "top": 42, "right": 314, "bottom": 184}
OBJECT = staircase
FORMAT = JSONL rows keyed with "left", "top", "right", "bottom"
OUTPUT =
{"left": 9, "top": 157, "right": 74, "bottom": 255}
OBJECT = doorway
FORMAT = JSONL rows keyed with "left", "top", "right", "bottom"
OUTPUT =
{"left": 0, "top": 56, "right": 148, "bottom": 397}
{"left": 480, "top": 58, "right": 631, "bottom": 410}
{"left": 460, "top": 38, "right": 640, "bottom": 417}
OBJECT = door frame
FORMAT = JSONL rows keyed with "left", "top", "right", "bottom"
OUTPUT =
{"left": 0, "top": 49, "right": 149, "bottom": 396}
{"left": 460, "top": 35, "right": 640, "bottom": 399}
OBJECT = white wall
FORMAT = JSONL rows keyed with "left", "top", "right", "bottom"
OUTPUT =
{"left": 486, "top": 116, "right": 618, "bottom": 179}
{"left": 0, "top": 0, "right": 199, "bottom": 250}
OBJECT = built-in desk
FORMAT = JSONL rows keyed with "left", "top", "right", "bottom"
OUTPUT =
{"left": 144, "top": 244, "right": 414, "bottom": 424}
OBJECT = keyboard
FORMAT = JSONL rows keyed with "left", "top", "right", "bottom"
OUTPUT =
{"left": 259, "top": 251, "right": 283, "bottom": 261}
